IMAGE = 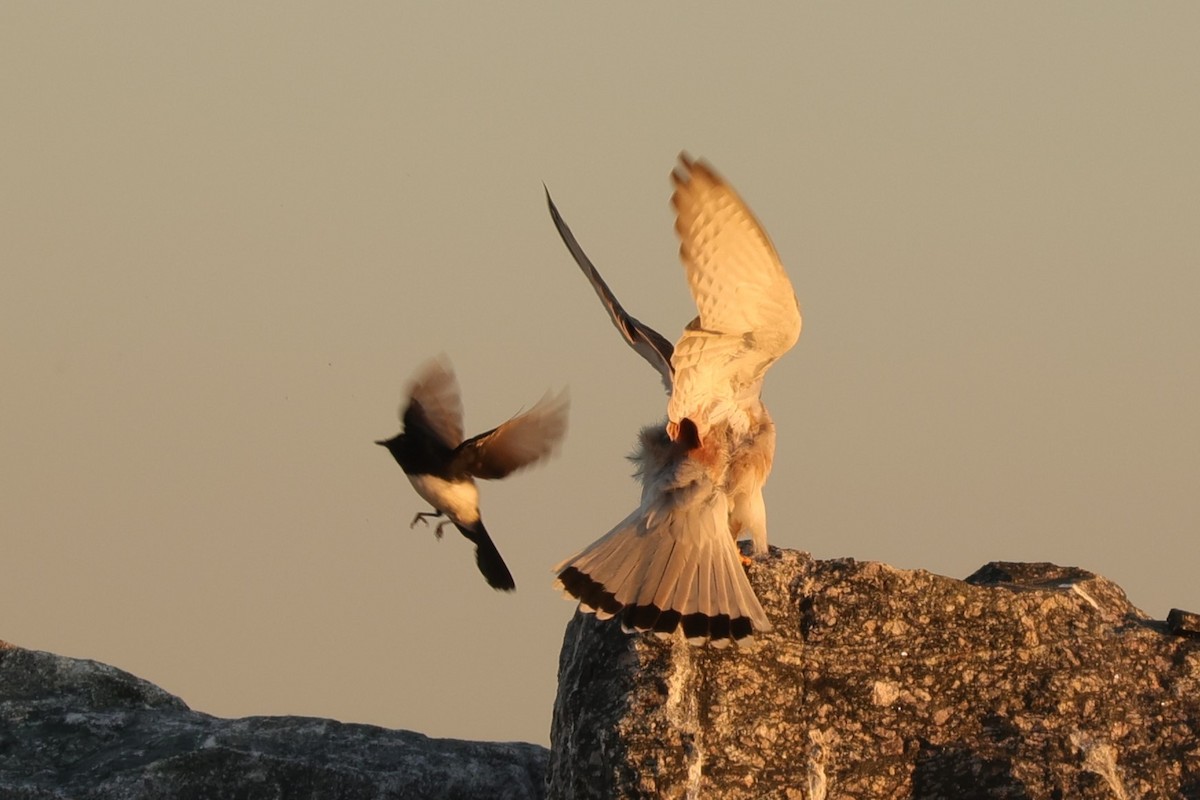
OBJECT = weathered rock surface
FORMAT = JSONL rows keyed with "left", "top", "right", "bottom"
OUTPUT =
{"left": 0, "top": 640, "right": 547, "bottom": 800}
{"left": 549, "top": 551, "right": 1200, "bottom": 799}
{"left": 7, "top": 553, "right": 1197, "bottom": 799}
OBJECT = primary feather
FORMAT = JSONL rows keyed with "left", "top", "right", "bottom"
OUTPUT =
{"left": 544, "top": 187, "right": 675, "bottom": 393}
{"left": 667, "top": 154, "right": 801, "bottom": 440}
{"left": 454, "top": 390, "right": 570, "bottom": 480}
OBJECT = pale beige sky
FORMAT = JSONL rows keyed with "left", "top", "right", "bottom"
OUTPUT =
{"left": 3, "top": 4, "right": 1197, "bottom": 746}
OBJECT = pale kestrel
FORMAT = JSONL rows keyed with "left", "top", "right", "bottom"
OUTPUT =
{"left": 547, "top": 154, "right": 800, "bottom": 555}
{"left": 552, "top": 155, "right": 801, "bottom": 643}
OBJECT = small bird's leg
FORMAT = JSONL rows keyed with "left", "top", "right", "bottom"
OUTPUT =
{"left": 434, "top": 519, "right": 454, "bottom": 540}
{"left": 410, "top": 510, "right": 445, "bottom": 529}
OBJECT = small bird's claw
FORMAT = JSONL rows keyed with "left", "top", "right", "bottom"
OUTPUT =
{"left": 434, "top": 520, "right": 453, "bottom": 540}
{"left": 410, "top": 510, "right": 444, "bottom": 529}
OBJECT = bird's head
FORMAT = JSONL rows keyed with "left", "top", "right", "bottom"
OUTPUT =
{"left": 677, "top": 416, "right": 730, "bottom": 477}
{"left": 676, "top": 418, "right": 702, "bottom": 451}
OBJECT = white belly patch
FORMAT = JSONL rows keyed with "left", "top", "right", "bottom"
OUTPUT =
{"left": 407, "top": 474, "right": 480, "bottom": 526}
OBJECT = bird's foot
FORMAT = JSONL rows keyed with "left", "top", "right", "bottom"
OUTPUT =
{"left": 410, "top": 510, "right": 444, "bottom": 529}
{"left": 434, "top": 520, "right": 453, "bottom": 540}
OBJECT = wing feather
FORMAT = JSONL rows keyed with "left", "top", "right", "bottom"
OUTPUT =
{"left": 666, "top": 155, "right": 802, "bottom": 430}
{"left": 545, "top": 187, "right": 675, "bottom": 392}
{"left": 454, "top": 389, "right": 569, "bottom": 479}
{"left": 402, "top": 356, "right": 464, "bottom": 448}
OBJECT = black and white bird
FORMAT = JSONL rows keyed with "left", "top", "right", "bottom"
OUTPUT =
{"left": 551, "top": 154, "right": 801, "bottom": 644}
{"left": 377, "top": 357, "right": 568, "bottom": 591}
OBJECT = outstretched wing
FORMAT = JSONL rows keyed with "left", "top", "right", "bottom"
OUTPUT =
{"left": 545, "top": 186, "right": 675, "bottom": 393}
{"left": 666, "top": 154, "right": 802, "bottom": 434}
{"left": 402, "top": 356, "right": 465, "bottom": 448}
{"left": 454, "top": 388, "right": 569, "bottom": 479}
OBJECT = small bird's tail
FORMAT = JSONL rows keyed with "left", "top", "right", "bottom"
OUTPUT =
{"left": 553, "top": 500, "right": 770, "bottom": 645}
{"left": 455, "top": 520, "right": 516, "bottom": 592}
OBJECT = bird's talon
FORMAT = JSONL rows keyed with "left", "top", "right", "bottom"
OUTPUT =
{"left": 410, "top": 510, "right": 444, "bottom": 530}
{"left": 434, "top": 520, "right": 452, "bottom": 540}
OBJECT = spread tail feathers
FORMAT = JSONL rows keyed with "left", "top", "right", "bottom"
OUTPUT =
{"left": 456, "top": 521, "right": 516, "bottom": 592}
{"left": 553, "top": 501, "right": 771, "bottom": 645}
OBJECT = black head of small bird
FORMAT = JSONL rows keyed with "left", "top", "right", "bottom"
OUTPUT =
{"left": 374, "top": 433, "right": 443, "bottom": 473}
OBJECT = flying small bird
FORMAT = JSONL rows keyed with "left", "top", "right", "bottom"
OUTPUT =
{"left": 546, "top": 154, "right": 800, "bottom": 556}
{"left": 376, "top": 357, "right": 568, "bottom": 591}
{"left": 552, "top": 154, "right": 801, "bottom": 644}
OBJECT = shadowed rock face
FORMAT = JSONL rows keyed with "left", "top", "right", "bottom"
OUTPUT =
{"left": 0, "top": 640, "right": 547, "bottom": 800}
{"left": 549, "top": 551, "right": 1200, "bottom": 800}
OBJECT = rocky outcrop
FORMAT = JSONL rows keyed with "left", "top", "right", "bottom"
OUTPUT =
{"left": 549, "top": 551, "right": 1200, "bottom": 799}
{"left": 6, "top": 553, "right": 1197, "bottom": 799}
{"left": 0, "top": 640, "right": 547, "bottom": 800}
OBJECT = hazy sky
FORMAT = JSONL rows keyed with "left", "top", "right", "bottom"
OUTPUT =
{"left": 3, "top": 4, "right": 1197, "bottom": 746}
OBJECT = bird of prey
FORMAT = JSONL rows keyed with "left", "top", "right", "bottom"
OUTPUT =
{"left": 376, "top": 357, "right": 568, "bottom": 591}
{"left": 546, "top": 154, "right": 800, "bottom": 555}
{"left": 552, "top": 154, "right": 801, "bottom": 644}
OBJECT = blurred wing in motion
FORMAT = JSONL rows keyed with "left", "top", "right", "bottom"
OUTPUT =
{"left": 666, "top": 154, "right": 802, "bottom": 436}
{"left": 402, "top": 355, "right": 465, "bottom": 448}
{"left": 454, "top": 389, "right": 570, "bottom": 479}
{"left": 545, "top": 186, "right": 675, "bottom": 393}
